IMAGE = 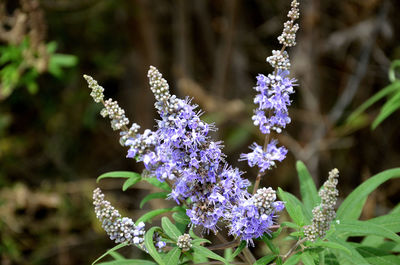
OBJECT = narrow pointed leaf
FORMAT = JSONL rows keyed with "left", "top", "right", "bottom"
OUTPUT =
{"left": 97, "top": 171, "right": 140, "bottom": 183}
{"left": 92, "top": 243, "right": 128, "bottom": 265}
{"left": 232, "top": 241, "right": 246, "bottom": 258}
{"left": 296, "top": 161, "right": 319, "bottom": 212}
{"left": 255, "top": 254, "right": 277, "bottom": 265}
{"left": 301, "top": 252, "right": 316, "bottom": 265}
{"left": 145, "top": 227, "right": 165, "bottom": 265}
{"left": 136, "top": 208, "right": 178, "bottom": 225}
{"left": 337, "top": 168, "right": 400, "bottom": 221}
{"left": 191, "top": 245, "right": 226, "bottom": 263}
{"left": 161, "top": 217, "right": 181, "bottom": 241}
{"left": 143, "top": 177, "right": 171, "bottom": 191}
{"left": 98, "top": 260, "right": 156, "bottom": 265}
{"left": 140, "top": 192, "right": 169, "bottom": 209}
{"left": 122, "top": 174, "right": 141, "bottom": 191}
{"left": 162, "top": 247, "right": 181, "bottom": 265}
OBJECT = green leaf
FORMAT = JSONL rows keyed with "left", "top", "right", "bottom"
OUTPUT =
{"left": 140, "top": 192, "right": 169, "bottom": 209}
{"left": 98, "top": 260, "right": 156, "bottom": 265}
{"left": 282, "top": 252, "right": 301, "bottom": 265}
{"left": 301, "top": 252, "right": 316, "bottom": 265}
{"left": 145, "top": 227, "right": 166, "bottom": 265}
{"left": 192, "top": 238, "right": 211, "bottom": 245}
{"left": 372, "top": 91, "right": 400, "bottom": 129}
{"left": 189, "top": 227, "right": 202, "bottom": 240}
{"left": 191, "top": 245, "right": 227, "bottom": 263}
{"left": 162, "top": 247, "right": 181, "bottom": 265}
{"left": 172, "top": 211, "right": 190, "bottom": 225}
{"left": 326, "top": 235, "right": 369, "bottom": 265}
{"left": 349, "top": 243, "right": 400, "bottom": 265}
{"left": 389, "top": 60, "right": 400, "bottom": 82}
{"left": 261, "top": 235, "right": 279, "bottom": 254}
{"left": 161, "top": 217, "right": 182, "bottom": 241}
{"left": 143, "top": 177, "right": 171, "bottom": 192}
{"left": 92, "top": 243, "right": 128, "bottom": 265}
{"left": 278, "top": 188, "right": 308, "bottom": 225}
{"left": 97, "top": 171, "right": 141, "bottom": 183}
{"left": 310, "top": 241, "right": 351, "bottom": 255}
{"left": 296, "top": 161, "right": 319, "bottom": 213}
{"left": 108, "top": 250, "right": 125, "bottom": 260}
{"left": 122, "top": 174, "right": 142, "bottom": 191}
{"left": 136, "top": 208, "right": 179, "bottom": 224}
{"left": 335, "top": 220, "right": 400, "bottom": 244}
{"left": 232, "top": 241, "right": 246, "bottom": 258}
{"left": 346, "top": 81, "right": 400, "bottom": 124}
{"left": 254, "top": 254, "right": 276, "bottom": 265}
{"left": 337, "top": 168, "right": 400, "bottom": 221}
{"left": 367, "top": 213, "right": 400, "bottom": 233}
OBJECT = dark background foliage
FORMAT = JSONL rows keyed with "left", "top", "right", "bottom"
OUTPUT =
{"left": 0, "top": 0, "right": 399, "bottom": 264}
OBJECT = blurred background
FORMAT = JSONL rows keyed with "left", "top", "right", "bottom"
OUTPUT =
{"left": 0, "top": 0, "right": 399, "bottom": 264}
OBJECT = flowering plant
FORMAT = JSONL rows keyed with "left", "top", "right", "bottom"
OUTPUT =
{"left": 85, "top": 1, "right": 400, "bottom": 264}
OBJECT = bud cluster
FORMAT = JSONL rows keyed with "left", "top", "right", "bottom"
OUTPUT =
{"left": 177, "top": 234, "right": 192, "bottom": 251}
{"left": 101, "top": 98, "right": 130, "bottom": 130}
{"left": 277, "top": 0, "right": 300, "bottom": 47}
{"left": 266, "top": 50, "right": 290, "bottom": 70}
{"left": 84, "top": 74, "right": 104, "bottom": 103}
{"left": 304, "top": 169, "right": 339, "bottom": 242}
{"left": 93, "top": 188, "right": 145, "bottom": 246}
{"left": 253, "top": 187, "right": 278, "bottom": 215}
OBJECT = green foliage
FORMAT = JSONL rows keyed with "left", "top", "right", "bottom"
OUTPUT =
{"left": 347, "top": 60, "right": 400, "bottom": 129}
{"left": 0, "top": 38, "right": 77, "bottom": 99}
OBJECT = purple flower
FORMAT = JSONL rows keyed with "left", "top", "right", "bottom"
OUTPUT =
{"left": 240, "top": 140, "right": 287, "bottom": 172}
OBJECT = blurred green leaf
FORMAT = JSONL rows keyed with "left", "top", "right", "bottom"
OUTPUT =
{"left": 92, "top": 243, "right": 128, "bottom": 265}
{"left": 162, "top": 247, "right": 181, "bottom": 265}
{"left": 98, "top": 260, "right": 156, "bottom": 265}
{"left": 255, "top": 254, "right": 277, "bottom": 265}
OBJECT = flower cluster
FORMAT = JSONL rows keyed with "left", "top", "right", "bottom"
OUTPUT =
{"left": 304, "top": 169, "right": 339, "bottom": 241}
{"left": 241, "top": 0, "right": 299, "bottom": 173}
{"left": 93, "top": 188, "right": 145, "bottom": 246}
{"left": 177, "top": 234, "right": 192, "bottom": 251}
{"left": 227, "top": 187, "right": 284, "bottom": 245}
{"left": 87, "top": 0, "right": 299, "bottom": 245}
{"left": 85, "top": 67, "right": 251, "bottom": 232}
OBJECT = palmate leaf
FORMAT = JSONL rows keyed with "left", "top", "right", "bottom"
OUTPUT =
{"left": 145, "top": 227, "right": 166, "bottom": 265}
{"left": 296, "top": 161, "right": 319, "bottom": 213}
{"left": 336, "top": 168, "right": 400, "bottom": 221}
